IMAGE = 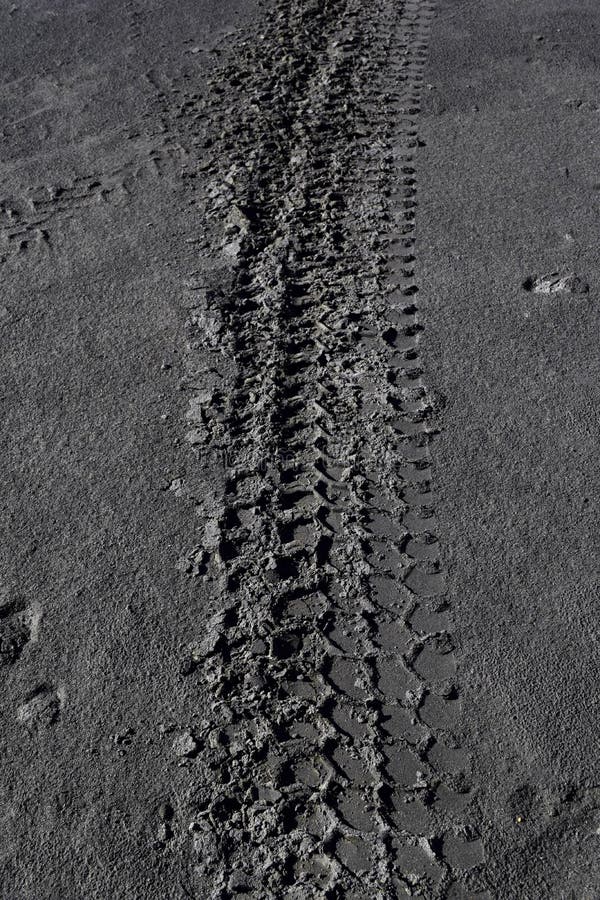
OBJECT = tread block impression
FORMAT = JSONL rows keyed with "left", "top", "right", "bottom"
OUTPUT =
{"left": 161, "top": 0, "right": 485, "bottom": 895}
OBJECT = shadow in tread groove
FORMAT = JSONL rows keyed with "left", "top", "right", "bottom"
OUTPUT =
{"left": 161, "top": 0, "right": 489, "bottom": 897}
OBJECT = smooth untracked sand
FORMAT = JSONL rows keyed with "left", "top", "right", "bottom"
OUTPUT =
{"left": 419, "top": 0, "right": 600, "bottom": 894}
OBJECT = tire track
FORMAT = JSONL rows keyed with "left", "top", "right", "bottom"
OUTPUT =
{"left": 165, "top": 1, "right": 488, "bottom": 896}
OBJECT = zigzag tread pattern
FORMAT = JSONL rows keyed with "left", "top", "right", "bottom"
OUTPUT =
{"left": 165, "top": 1, "right": 490, "bottom": 897}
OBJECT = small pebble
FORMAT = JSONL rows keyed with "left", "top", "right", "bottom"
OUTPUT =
{"left": 172, "top": 731, "right": 198, "bottom": 758}
{"left": 158, "top": 801, "right": 174, "bottom": 821}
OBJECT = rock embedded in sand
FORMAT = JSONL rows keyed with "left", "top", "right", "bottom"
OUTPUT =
{"left": 522, "top": 272, "right": 589, "bottom": 294}
{"left": 172, "top": 731, "right": 199, "bottom": 758}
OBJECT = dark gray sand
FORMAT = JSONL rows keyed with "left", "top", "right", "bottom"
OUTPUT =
{"left": 0, "top": 0, "right": 598, "bottom": 897}
{"left": 420, "top": 0, "right": 600, "bottom": 895}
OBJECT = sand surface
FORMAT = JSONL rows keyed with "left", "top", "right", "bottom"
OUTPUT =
{"left": 0, "top": 0, "right": 598, "bottom": 897}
